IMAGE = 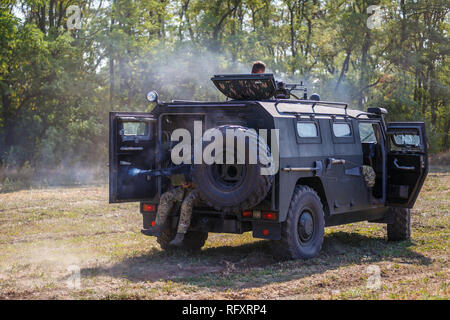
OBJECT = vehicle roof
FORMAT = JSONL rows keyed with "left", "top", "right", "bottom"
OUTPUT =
{"left": 166, "top": 99, "right": 373, "bottom": 119}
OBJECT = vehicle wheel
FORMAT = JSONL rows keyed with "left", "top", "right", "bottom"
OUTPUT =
{"left": 157, "top": 225, "right": 208, "bottom": 251}
{"left": 156, "top": 225, "right": 176, "bottom": 251}
{"left": 182, "top": 231, "right": 208, "bottom": 251}
{"left": 387, "top": 207, "right": 411, "bottom": 241}
{"left": 192, "top": 125, "right": 274, "bottom": 213}
{"left": 272, "top": 186, "right": 325, "bottom": 259}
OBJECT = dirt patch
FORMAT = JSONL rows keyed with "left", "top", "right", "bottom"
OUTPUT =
{"left": 0, "top": 174, "right": 448, "bottom": 299}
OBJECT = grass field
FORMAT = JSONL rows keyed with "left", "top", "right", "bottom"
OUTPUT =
{"left": 0, "top": 173, "right": 448, "bottom": 300}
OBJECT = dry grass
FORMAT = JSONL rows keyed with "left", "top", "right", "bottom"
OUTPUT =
{"left": 0, "top": 174, "right": 448, "bottom": 300}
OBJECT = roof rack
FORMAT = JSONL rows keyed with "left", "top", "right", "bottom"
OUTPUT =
{"left": 274, "top": 99, "right": 349, "bottom": 115}
{"left": 171, "top": 100, "right": 207, "bottom": 103}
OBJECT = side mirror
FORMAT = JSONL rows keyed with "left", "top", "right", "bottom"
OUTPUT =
{"left": 146, "top": 91, "right": 159, "bottom": 103}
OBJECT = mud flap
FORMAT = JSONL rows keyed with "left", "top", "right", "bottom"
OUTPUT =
{"left": 252, "top": 222, "right": 281, "bottom": 240}
{"left": 141, "top": 211, "right": 157, "bottom": 229}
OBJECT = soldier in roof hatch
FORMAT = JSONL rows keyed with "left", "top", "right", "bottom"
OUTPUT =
{"left": 251, "top": 61, "right": 266, "bottom": 74}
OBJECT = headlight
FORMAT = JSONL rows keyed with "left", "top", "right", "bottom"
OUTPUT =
{"left": 146, "top": 91, "right": 159, "bottom": 103}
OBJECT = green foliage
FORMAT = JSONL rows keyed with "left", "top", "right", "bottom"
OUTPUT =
{"left": 0, "top": 0, "right": 448, "bottom": 186}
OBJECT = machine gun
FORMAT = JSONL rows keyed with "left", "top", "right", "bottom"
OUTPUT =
{"left": 275, "top": 81, "right": 308, "bottom": 100}
{"left": 127, "top": 164, "right": 191, "bottom": 178}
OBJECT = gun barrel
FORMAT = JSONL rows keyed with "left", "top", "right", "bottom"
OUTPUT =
{"left": 128, "top": 168, "right": 152, "bottom": 176}
{"left": 127, "top": 164, "right": 191, "bottom": 178}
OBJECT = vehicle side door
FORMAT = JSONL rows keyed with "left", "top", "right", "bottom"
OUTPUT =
{"left": 109, "top": 112, "right": 158, "bottom": 203}
{"left": 386, "top": 122, "right": 428, "bottom": 208}
{"left": 326, "top": 118, "right": 366, "bottom": 213}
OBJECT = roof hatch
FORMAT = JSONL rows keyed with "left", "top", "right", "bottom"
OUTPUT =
{"left": 211, "top": 74, "right": 277, "bottom": 100}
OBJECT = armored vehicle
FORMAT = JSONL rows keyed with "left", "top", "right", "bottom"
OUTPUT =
{"left": 109, "top": 74, "right": 428, "bottom": 259}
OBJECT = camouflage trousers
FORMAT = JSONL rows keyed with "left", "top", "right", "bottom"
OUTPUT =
{"left": 362, "top": 165, "right": 376, "bottom": 188}
{"left": 155, "top": 187, "right": 185, "bottom": 227}
{"left": 154, "top": 186, "right": 200, "bottom": 234}
{"left": 177, "top": 189, "right": 201, "bottom": 234}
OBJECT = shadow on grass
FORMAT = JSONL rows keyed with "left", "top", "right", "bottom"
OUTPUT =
{"left": 81, "top": 230, "right": 431, "bottom": 290}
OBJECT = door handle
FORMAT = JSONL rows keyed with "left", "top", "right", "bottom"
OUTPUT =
{"left": 394, "top": 158, "right": 415, "bottom": 171}
{"left": 120, "top": 146, "right": 144, "bottom": 151}
{"left": 327, "top": 158, "right": 346, "bottom": 169}
{"left": 282, "top": 161, "right": 323, "bottom": 176}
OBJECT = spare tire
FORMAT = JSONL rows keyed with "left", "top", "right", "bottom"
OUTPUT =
{"left": 192, "top": 125, "right": 274, "bottom": 213}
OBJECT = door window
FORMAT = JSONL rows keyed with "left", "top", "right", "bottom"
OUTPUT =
{"left": 120, "top": 121, "right": 152, "bottom": 141}
{"left": 390, "top": 133, "right": 421, "bottom": 151}
{"left": 359, "top": 122, "right": 378, "bottom": 143}
{"left": 123, "top": 121, "right": 149, "bottom": 136}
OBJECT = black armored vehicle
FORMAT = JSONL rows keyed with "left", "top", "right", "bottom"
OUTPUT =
{"left": 109, "top": 74, "right": 428, "bottom": 259}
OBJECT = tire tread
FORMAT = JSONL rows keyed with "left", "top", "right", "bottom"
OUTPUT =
{"left": 387, "top": 207, "right": 411, "bottom": 241}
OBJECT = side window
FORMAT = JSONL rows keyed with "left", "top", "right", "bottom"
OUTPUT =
{"left": 330, "top": 120, "right": 354, "bottom": 143}
{"left": 333, "top": 123, "right": 351, "bottom": 137}
{"left": 297, "top": 122, "right": 318, "bottom": 137}
{"left": 294, "top": 120, "right": 321, "bottom": 144}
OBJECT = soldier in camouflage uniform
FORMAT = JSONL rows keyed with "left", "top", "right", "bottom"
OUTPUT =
{"left": 169, "top": 188, "right": 201, "bottom": 246}
{"left": 153, "top": 185, "right": 185, "bottom": 229}
{"left": 361, "top": 165, "right": 376, "bottom": 188}
{"left": 145, "top": 172, "right": 200, "bottom": 247}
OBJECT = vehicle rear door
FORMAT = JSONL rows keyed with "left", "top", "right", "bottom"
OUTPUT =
{"left": 386, "top": 122, "right": 428, "bottom": 208}
{"left": 109, "top": 112, "right": 157, "bottom": 203}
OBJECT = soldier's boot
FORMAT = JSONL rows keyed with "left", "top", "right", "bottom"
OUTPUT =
{"left": 141, "top": 224, "right": 164, "bottom": 237}
{"left": 169, "top": 233, "right": 185, "bottom": 247}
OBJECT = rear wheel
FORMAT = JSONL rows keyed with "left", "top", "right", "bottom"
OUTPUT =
{"left": 181, "top": 231, "right": 209, "bottom": 251}
{"left": 157, "top": 224, "right": 208, "bottom": 251}
{"left": 272, "top": 186, "right": 325, "bottom": 259}
{"left": 387, "top": 207, "right": 411, "bottom": 241}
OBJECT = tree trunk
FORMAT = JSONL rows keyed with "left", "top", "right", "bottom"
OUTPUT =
{"left": 443, "top": 117, "right": 450, "bottom": 151}
{"left": 358, "top": 33, "right": 370, "bottom": 108}
{"left": 109, "top": 1, "right": 116, "bottom": 109}
{"left": 1, "top": 90, "right": 14, "bottom": 162}
{"left": 289, "top": 6, "right": 296, "bottom": 57}
{"left": 335, "top": 50, "right": 351, "bottom": 93}
{"left": 49, "top": 0, "right": 55, "bottom": 29}
{"left": 39, "top": 5, "right": 46, "bottom": 33}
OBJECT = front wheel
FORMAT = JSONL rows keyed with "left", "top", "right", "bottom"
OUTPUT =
{"left": 387, "top": 207, "right": 411, "bottom": 241}
{"left": 272, "top": 186, "right": 325, "bottom": 259}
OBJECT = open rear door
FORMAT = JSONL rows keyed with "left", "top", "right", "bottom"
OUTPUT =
{"left": 109, "top": 112, "right": 158, "bottom": 203}
{"left": 386, "top": 122, "right": 428, "bottom": 208}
